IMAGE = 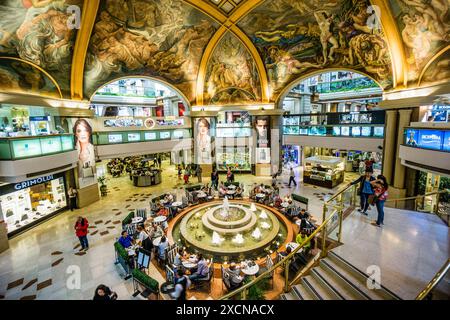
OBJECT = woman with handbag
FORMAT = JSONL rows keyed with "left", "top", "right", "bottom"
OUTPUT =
{"left": 371, "top": 175, "right": 389, "bottom": 227}
{"left": 349, "top": 169, "right": 375, "bottom": 215}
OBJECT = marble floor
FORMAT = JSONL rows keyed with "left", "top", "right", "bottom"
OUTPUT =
{"left": 0, "top": 162, "right": 447, "bottom": 300}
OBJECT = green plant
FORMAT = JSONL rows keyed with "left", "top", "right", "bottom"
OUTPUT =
{"left": 114, "top": 242, "right": 128, "bottom": 261}
{"left": 439, "top": 177, "right": 450, "bottom": 203}
{"left": 122, "top": 211, "right": 134, "bottom": 225}
{"left": 132, "top": 268, "right": 159, "bottom": 293}
{"left": 97, "top": 176, "right": 107, "bottom": 186}
{"left": 241, "top": 276, "right": 267, "bottom": 300}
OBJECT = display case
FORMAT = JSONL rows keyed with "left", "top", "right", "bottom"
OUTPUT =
{"left": 303, "top": 156, "right": 345, "bottom": 188}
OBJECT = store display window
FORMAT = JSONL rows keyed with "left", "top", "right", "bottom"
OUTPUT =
{"left": 127, "top": 133, "right": 141, "bottom": 142}
{"left": 108, "top": 134, "right": 123, "bottom": 143}
{"left": 1, "top": 175, "right": 67, "bottom": 235}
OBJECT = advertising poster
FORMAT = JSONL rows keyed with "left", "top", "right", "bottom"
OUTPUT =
{"left": 194, "top": 117, "right": 215, "bottom": 165}
{"left": 418, "top": 130, "right": 443, "bottom": 150}
{"left": 254, "top": 116, "right": 271, "bottom": 164}
{"left": 442, "top": 131, "right": 450, "bottom": 152}
{"left": 73, "top": 118, "right": 97, "bottom": 188}
{"left": 405, "top": 129, "right": 419, "bottom": 147}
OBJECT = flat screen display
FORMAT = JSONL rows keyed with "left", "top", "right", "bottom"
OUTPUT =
{"left": 352, "top": 127, "right": 361, "bottom": 136}
{"left": 374, "top": 127, "right": 384, "bottom": 137}
{"left": 144, "top": 132, "right": 157, "bottom": 140}
{"left": 173, "top": 130, "right": 184, "bottom": 139}
{"left": 108, "top": 134, "right": 123, "bottom": 143}
{"left": 332, "top": 127, "right": 341, "bottom": 136}
{"left": 299, "top": 127, "right": 308, "bottom": 135}
{"left": 418, "top": 130, "right": 443, "bottom": 150}
{"left": 308, "top": 126, "right": 326, "bottom": 136}
{"left": 341, "top": 126, "right": 350, "bottom": 136}
{"left": 442, "top": 131, "right": 450, "bottom": 152}
{"left": 361, "top": 127, "right": 371, "bottom": 137}
{"left": 160, "top": 131, "right": 171, "bottom": 139}
{"left": 127, "top": 133, "right": 141, "bottom": 142}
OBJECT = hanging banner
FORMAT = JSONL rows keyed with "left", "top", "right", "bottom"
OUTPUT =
{"left": 194, "top": 117, "right": 215, "bottom": 165}
{"left": 72, "top": 118, "right": 97, "bottom": 188}
{"left": 254, "top": 116, "right": 271, "bottom": 164}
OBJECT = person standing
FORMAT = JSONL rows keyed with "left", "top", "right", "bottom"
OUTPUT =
{"left": 68, "top": 186, "right": 77, "bottom": 211}
{"left": 93, "top": 284, "right": 118, "bottom": 300}
{"left": 177, "top": 164, "right": 182, "bottom": 181}
{"left": 75, "top": 216, "right": 89, "bottom": 251}
{"left": 183, "top": 167, "right": 190, "bottom": 184}
{"left": 350, "top": 169, "right": 375, "bottom": 215}
{"left": 170, "top": 269, "right": 191, "bottom": 300}
{"left": 211, "top": 169, "right": 219, "bottom": 190}
{"left": 371, "top": 175, "right": 388, "bottom": 227}
{"left": 196, "top": 165, "right": 202, "bottom": 183}
{"left": 288, "top": 167, "right": 297, "bottom": 187}
{"left": 226, "top": 168, "right": 232, "bottom": 183}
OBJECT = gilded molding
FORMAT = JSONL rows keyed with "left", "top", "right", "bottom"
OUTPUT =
{"left": 370, "top": 0, "right": 408, "bottom": 89}
{"left": 70, "top": 0, "right": 100, "bottom": 100}
{"left": 418, "top": 45, "right": 450, "bottom": 86}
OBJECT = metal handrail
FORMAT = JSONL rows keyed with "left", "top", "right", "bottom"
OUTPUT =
{"left": 219, "top": 208, "right": 339, "bottom": 300}
{"left": 385, "top": 189, "right": 448, "bottom": 203}
{"left": 415, "top": 259, "right": 450, "bottom": 300}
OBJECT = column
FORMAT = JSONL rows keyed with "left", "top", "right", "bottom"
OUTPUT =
{"left": 393, "top": 109, "right": 412, "bottom": 189}
{"left": 270, "top": 115, "right": 282, "bottom": 175}
{"left": 0, "top": 207, "right": 10, "bottom": 253}
{"left": 382, "top": 110, "right": 397, "bottom": 186}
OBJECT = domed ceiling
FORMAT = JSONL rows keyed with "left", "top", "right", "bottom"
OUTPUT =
{"left": 0, "top": 0, "right": 449, "bottom": 104}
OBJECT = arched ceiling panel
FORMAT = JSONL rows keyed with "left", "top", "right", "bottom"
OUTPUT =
{"left": 83, "top": 0, "right": 219, "bottom": 103}
{"left": 0, "top": 0, "right": 83, "bottom": 98}
{"left": 237, "top": 0, "right": 393, "bottom": 100}
{"left": 203, "top": 31, "right": 262, "bottom": 105}
{"left": 387, "top": 0, "right": 450, "bottom": 86}
{"left": 0, "top": 58, "right": 61, "bottom": 98}
{"left": 419, "top": 47, "right": 450, "bottom": 86}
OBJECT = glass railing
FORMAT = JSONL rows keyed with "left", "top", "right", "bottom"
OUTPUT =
{"left": 0, "top": 134, "right": 74, "bottom": 160}
{"left": 93, "top": 129, "right": 192, "bottom": 145}
{"left": 404, "top": 127, "right": 450, "bottom": 153}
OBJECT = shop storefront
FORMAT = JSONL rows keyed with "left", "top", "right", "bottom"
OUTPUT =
{"left": 303, "top": 156, "right": 345, "bottom": 188}
{"left": 282, "top": 145, "right": 300, "bottom": 168}
{"left": 0, "top": 173, "right": 68, "bottom": 237}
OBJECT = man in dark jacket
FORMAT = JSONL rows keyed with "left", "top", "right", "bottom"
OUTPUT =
{"left": 350, "top": 169, "right": 375, "bottom": 215}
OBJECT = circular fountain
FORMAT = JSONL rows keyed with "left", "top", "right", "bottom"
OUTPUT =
{"left": 171, "top": 197, "right": 288, "bottom": 262}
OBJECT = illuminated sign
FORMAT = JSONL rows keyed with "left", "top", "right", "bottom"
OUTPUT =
{"left": 14, "top": 175, "right": 54, "bottom": 190}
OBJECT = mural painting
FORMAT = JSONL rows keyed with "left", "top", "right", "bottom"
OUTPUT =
{"left": 0, "top": 0, "right": 83, "bottom": 97}
{"left": 238, "top": 0, "right": 392, "bottom": 99}
{"left": 0, "top": 59, "right": 60, "bottom": 97}
{"left": 204, "top": 32, "right": 261, "bottom": 104}
{"left": 389, "top": 0, "right": 450, "bottom": 84}
{"left": 83, "top": 0, "right": 218, "bottom": 102}
{"left": 420, "top": 49, "right": 450, "bottom": 85}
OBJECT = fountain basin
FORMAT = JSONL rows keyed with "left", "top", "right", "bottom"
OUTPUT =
{"left": 202, "top": 205, "right": 257, "bottom": 234}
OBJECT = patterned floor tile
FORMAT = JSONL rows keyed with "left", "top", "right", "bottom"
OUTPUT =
{"left": 20, "top": 295, "right": 36, "bottom": 300}
{"left": 7, "top": 278, "right": 24, "bottom": 290}
{"left": 100, "top": 231, "right": 109, "bottom": 236}
{"left": 51, "top": 251, "right": 63, "bottom": 255}
{"left": 51, "top": 258, "right": 64, "bottom": 267}
{"left": 22, "top": 279, "right": 38, "bottom": 291}
{"left": 36, "top": 279, "right": 52, "bottom": 291}
{"left": 90, "top": 230, "right": 99, "bottom": 236}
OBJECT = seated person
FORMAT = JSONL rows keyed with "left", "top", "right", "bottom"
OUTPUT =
{"left": 148, "top": 223, "right": 164, "bottom": 239}
{"left": 273, "top": 194, "right": 282, "bottom": 208}
{"left": 218, "top": 183, "right": 227, "bottom": 197}
{"left": 118, "top": 231, "right": 134, "bottom": 249}
{"left": 157, "top": 236, "right": 169, "bottom": 260}
{"left": 279, "top": 246, "right": 292, "bottom": 258}
{"left": 189, "top": 254, "right": 209, "bottom": 281}
{"left": 173, "top": 248, "right": 186, "bottom": 268}
{"left": 298, "top": 208, "right": 310, "bottom": 221}
{"left": 235, "top": 186, "right": 243, "bottom": 197}
{"left": 295, "top": 231, "right": 311, "bottom": 255}
{"left": 157, "top": 204, "right": 169, "bottom": 217}
{"left": 225, "top": 263, "right": 244, "bottom": 290}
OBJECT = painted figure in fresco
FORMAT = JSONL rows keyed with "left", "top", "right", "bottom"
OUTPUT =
{"left": 314, "top": 11, "right": 339, "bottom": 64}
{"left": 401, "top": 0, "right": 450, "bottom": 38}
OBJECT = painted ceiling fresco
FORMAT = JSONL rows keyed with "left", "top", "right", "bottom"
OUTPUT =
{"left": 0, "top": 59, "right": 60, "bottom": 98}
{"left": 0, "top": 0, "right": 83, "bottom": 97}
{"left": 420, "top": 49, "right": 450, "bottom": 86}
{"left": 204, "top": 32, "right": 261, "bottom": 104}
{"left": 388, "top": 0, "right": 450, "bottom": 85}
{"left": 83, "top": 0, "right": 219, "bottom": 101}
{"left": 238, "top": 0, "right": 393, "bottom": 99}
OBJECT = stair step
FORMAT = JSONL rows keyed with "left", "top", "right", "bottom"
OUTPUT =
{"left": 322, "top": 258, "right": 382, "bottom": 300}
{"left": 302, "top": 275, "right": 338, "bottom": 300}
{"left": 292, "top": 283, "right": 315, "bottom": 300}
{"left": 327, "top": 252, "right": 400, "bottom": 300}
{"left": 280, "top": 292, "right": 298, "bottom": 300}
{"left": 310, "top": 269, "right": 345, "bottom": 300}
{"left": 314, "top": 265, "right": 364, "bottom": 300}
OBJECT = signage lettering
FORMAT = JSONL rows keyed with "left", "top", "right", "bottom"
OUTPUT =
{"left": 14, "top": 175, "right": 54, "bottom": 190}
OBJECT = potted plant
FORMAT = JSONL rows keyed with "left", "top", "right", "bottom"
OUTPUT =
{"left": 98, "top": 176, "right": 108, "bottom": 196}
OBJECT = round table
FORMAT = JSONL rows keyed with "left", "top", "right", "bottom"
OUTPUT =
{"left": 172, "top": 201, "right": 182, "bottom": 207}
{"left": 197, "top": 192, "right": 207, "bottom": 198}
{"left": 131, "top": 217, "right": 143, "bottom": 224}
{"left": 226, "top": 190, "right": 236, "bottom": 195}
{"left": 256, "top": 193, "right": 266, "bottom": 198}
{"left": 240, "top": 261, "right": 260, "bottom": 276}
{"left": 227, "top": 185, "right": 236, "bottom": 189}
{"left": 182, "top": 261, "right": 198, "bottom": 269}
{"left": 281, "top": 202, "right": 290, "bottom": 208}
{"left": 153, "top": 215, "right": 167, "bottom": 224}
{"left": 152, "top": 236, "right": 162, "bottom": 246}
{"left": 160, "top": 199, "right": 168, "bottom": 205}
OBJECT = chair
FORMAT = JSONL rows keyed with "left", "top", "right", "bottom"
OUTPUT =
{"left": 192, "top": 259, "right": 214, "bottom": 293}
{"left": 221, "top": 265, "right": 232, "bottom": 291}
{"left": 165, "top": 264, "right": 175, "bottom": 285}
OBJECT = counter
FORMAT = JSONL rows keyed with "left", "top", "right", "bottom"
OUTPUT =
{"left": 132, "top": 170, "right": 162, "bottom": 187}
{"left": 303, "top": 156, "right": 345, "bottom": 189}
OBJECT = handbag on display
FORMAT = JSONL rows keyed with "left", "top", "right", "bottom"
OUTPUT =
{"left": 82, "top": 163, "right": 94, "bottom": 178}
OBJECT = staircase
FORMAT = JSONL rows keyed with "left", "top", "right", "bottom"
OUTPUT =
{"left": 280, "top": 251, "right": 401, "bottom": 300}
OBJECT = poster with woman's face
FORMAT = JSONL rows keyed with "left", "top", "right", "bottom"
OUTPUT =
{"left": 73, "top": 118, "right": 97, "bottom": 188}
{"left": 195, "top": 117, "right": 214, "bottom": 165}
